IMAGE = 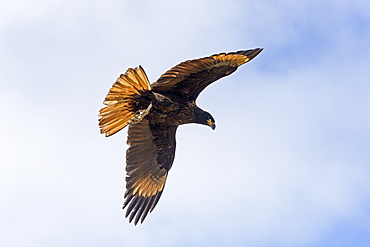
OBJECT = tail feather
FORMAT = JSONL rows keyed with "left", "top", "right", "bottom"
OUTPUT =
{"left": 99, "top": 111, "right": 131, "bottom": 127}
{"left": 99, "top": 66, "right": 151, "bottom": 137}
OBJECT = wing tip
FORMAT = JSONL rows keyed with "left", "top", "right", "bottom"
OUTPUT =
{"left": 244, "top": 47, "right": 263, "bottom": 60}
{"left": 122, "top": 189, "right": 164, "bottom": 225}
{"left": 210, "top": 48, "right": 263, "bottom": 67}
{"left": 232, "top": 48, "right": 263, "bottom": 64}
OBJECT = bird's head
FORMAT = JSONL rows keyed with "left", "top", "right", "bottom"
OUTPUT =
{"left": 196, "top": 110, "right": 216, "bottom": 130}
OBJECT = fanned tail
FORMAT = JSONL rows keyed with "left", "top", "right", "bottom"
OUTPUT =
{"left": 99, "top": 66, "right": 152, "bottom": 137}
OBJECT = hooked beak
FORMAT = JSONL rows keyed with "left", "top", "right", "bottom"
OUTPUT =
{"left": 207, "top": 119, "right": 216, "bottom": 130}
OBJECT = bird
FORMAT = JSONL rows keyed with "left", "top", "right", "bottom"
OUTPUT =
{"left": 98, "top": 48, "right": 263, "bottom": 225}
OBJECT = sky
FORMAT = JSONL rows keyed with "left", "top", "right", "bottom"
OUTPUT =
{"left": 1, "top": 0, "right": 370, "bottom": 246}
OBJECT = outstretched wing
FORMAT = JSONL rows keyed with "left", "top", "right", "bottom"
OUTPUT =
{"left": 123, "top": 118, "right": 177, "bottom": 225}
{"left": 151, "top": 48, "right": 263, "bottom": 101}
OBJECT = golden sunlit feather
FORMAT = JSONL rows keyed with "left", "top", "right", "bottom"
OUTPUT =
{"left": 99, "top": 66, "right": 151, "bottom": 137}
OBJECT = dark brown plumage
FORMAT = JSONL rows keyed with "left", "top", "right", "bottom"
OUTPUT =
{"left": 99, "top": 48, "right": 263, "bottom": 225}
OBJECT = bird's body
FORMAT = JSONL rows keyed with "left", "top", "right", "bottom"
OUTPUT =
{"left": 99, "top": 48, "right": 263, "bottom": 225}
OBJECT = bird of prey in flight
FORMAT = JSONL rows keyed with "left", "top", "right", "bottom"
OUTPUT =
{"left": 99, "top": 48, "right": 263, "bottom": 225}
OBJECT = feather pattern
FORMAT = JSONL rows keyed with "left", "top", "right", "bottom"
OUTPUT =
{"left": 99, "top": 66, "right": 151, "bottom": 137}
{"left": 152, "top": 48, "right": 263, "bottom": 100}
{"left": 123, "top": 119, "right": 177, "bottom": 225}
{"left": 99, "top": 48, "right": 263, "bottom": 225}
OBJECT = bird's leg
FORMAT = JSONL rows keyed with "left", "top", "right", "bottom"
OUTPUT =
{"left": 131, "top": 103, "right": 152, "bottom": 124}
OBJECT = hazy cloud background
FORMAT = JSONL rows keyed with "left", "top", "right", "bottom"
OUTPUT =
{"left": 1, "top": 0, "right": 369, "bottom": 246}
